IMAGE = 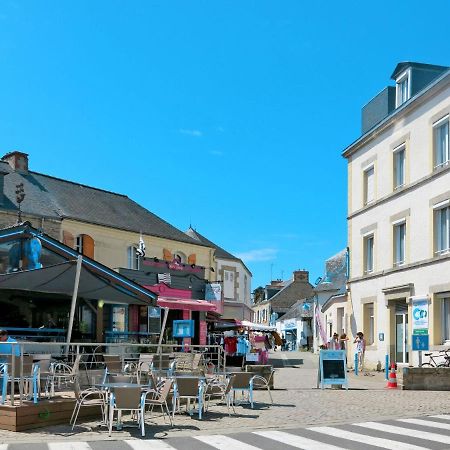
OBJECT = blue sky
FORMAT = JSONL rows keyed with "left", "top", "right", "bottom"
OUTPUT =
{"left": 0, "top": 1, "right": 448, "bottom": 289}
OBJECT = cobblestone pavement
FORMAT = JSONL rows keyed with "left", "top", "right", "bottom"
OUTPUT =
{"left": 1, "top": 350, "right": 449, "bottom": 443}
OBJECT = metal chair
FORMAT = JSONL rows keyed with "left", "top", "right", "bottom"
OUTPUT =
{"left": 70, "top": 377, "right": 106, "bottom": 430}
{"left": 250, "top": 368, "right": 275, "bottom": 405}
{"left": 143, "top": 378, "right": 174, "bottom": 426}
{"left": 229, "top": 372, "right": 255, "bottom": 409}
{"left": 136, "top": 354, "right": 154, "bottom": 383}
{"left": 45, "top": 354, "right": 81, "bottom": 398}
{"left": 108, "top": 386, "right": 146, "bottom": 437}
{"left": 173, "top": 377, "right": 205, "bottom": 419}
{"left": 204, "top": 375, "right": 235, "bottom": 415}
{"left": 108, "top": 374, "right": 134, "bottom": 383}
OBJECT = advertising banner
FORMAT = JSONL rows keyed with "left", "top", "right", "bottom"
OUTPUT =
{"left": 411, "top": 297, "right": 429, "bottom": 335}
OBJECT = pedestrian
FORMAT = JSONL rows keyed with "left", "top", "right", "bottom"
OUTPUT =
{"left": 354, "top": 331, "right": 366, "bottom": 371}
{"left": 0, "top": 329, "right": 20, "bottom": 360}
{"left": 327, "top": 332, "right": 340, "bottom": 350}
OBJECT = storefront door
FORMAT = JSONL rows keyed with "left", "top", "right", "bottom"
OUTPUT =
{"left": 395, "top": 312, "right": 409, "bottom": 363}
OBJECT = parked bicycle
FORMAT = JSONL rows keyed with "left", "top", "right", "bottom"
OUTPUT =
{"left": 421, "top": 348, "right": 450, "bottom": 367}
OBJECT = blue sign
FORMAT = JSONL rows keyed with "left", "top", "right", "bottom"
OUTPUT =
{"left": 173, "top": 320, "right": 195, "bottom": 338}
{"left": 412, "top": 334, "right": 429, "bottom": 351}
{"left": 319, "top": 350, "right": 348, "bottom": 390}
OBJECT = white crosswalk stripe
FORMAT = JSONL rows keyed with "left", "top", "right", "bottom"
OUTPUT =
{"left": 47, "top": 443, "right": 92, "bottom": 450}
{"left": 310, "top": 426, "right": 428, "bottom": 450}
{"left": 354, "top": 421, "right": 450, "bottom": 445}
{"left": 125, "top": 439, "right": 177, "bottom": 449}
{"left": 4, "top": 415, "right": 450, "bottom": 450}
{"left": 397, "top": 417, "right": 450, "bottom": 430}
{"left": 429, "top": 414, "right": 450, "bottom": 421}
{"left": 194, "top": 435, "right": 261, "bottom": 449}
{"left": 254, "top": 430, "right": 344, "bottom": 449}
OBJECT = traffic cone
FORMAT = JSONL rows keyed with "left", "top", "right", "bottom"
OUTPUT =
{"left": 386, "top": 362, "right": 398, "bottom": 389}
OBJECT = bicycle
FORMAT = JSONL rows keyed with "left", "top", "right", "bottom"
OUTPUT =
{"left": 421, "top": 348, "right": 450, "bottom": 367}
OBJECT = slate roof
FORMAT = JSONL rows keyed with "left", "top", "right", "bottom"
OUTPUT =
{"left": 277, "top": 298, "right": 313, "bottom": 321}
{"left": 268, "top": 278, "right": 314, "bottom": 314}
{"left": 0, "top": 160, "right": 208, "bottom": 246}
{"left": 315, "top": 249, "right": 347, "bottom": 293}
{"left": 186, "top": 227, "right": 252, "bottom": 275}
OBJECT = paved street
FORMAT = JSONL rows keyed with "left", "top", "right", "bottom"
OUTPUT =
{"left": 3, "top": 414, "right": 450, "bottom": 449}
{"left": 1, "top": 351, "right": 450, "bottom": 445}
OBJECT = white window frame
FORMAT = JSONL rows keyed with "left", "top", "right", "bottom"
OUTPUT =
{"left": 395, "top": 69, "right": 411, "bottom": 107}
{"left": 75, "top": 235, "right": 83, "bottom": 254}
{"left": 433, "top": 115, "right": 449, "bottom": 169}
{"left": 363, "top": 233, "right": 374, "bottom": 274}
{"left": 363, "top": 165, "right": 375, "bottom": 205}
{"left": 442, "top": 297, "right": 450, "bottom": 343}
{"left": 434, "top": 202, "right": 450, "bottom": 255}
{"left": 127, "top": 245, "right": 140, "bottom": 270}
{"left": 393, "top": 219, "right": 406, "bottom": 267}
{"left": 393, "top": 144, "right": 406, "bottom": 189}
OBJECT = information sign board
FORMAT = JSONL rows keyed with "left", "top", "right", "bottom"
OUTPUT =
{"left": 412, "top": 334, "right": 429, "bottom": 351}
{"left": 318, "top": 350, "right": 348, "bottom": 390}
{"left": 173, "top": 320, "right": 195, "bottom": 338}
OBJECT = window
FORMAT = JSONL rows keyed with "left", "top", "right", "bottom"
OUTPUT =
{"left": 363, "top": 166, "right": 375, "bottom": 205}
{"left": 337, "top": 307, "right": 344, "bottom": 335}
{"left": 443, "top": 298, "right": 450, "bottom": 342}
{"left": 173, "top": 252, "right": 186, "bottom": 263}
{"left": 393, "top": 145, "right": 406, "bottom": 189}
{"left": 396, "top": 70, "right": 410, "bottom": 107}
{"left": 127, "top": 245, "right": 140, "bottom": 270}
{"left": 393, "top": 221, "right": 406, "bottom": 266}
{"left": 363, "top": 234, "right": 374, "bottom": 274}
{"left": 223, "top": 270, "right": 235, "bottom": 299}
{"left": 434, "top": 203, "right": 450, "bottom": 255}
{"left": 434, "top": 115, "right": 449, "bottom": 169}
{"left": 363, "top": 303, "right": 375, "bottom": 345}
{"left": 75, "top": 235, "right": 83, "bottom": 254}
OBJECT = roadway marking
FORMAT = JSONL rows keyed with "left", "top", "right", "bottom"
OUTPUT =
{"left": 48, "top": 443, "right": 92, "bottom": 450}
{"left": 354, "top": 422, "right": 450, "bottom": 445}
{"left": 429, "top": 414, "right": 450, "bottom": 421}
{"left": 254, "top": 430, "right": 344, "bottom": 449}
{"left": 125, "top": 439, "right": 177, "bottom": 449}
{"left": 310, "top": 426, "right": 427, "bottom": 450}
{"left": 194, "top": 435, "right": 262, "bottom": 449}
{"left": 397, "top": 417, "right": 450, "bottom": 430}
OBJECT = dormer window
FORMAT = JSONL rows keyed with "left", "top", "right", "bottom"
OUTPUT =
{"left": 396, "top": 69, "right": 411, "bottom": 107}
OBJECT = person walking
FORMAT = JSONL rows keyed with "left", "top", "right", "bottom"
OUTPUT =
{"left": 354, "top": 332, "right": 366, "bottom": 371}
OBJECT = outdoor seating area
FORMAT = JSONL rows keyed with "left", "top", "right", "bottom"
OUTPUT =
{"left": 0, "top": 341, "right": 275, "bottom": 434}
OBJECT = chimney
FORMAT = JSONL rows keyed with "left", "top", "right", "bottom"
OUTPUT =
{"left": 293, "top": 270, "right": 309, "bottom": 282}
{"left": 2, "top": 151, "right": 29, "bottom": 173}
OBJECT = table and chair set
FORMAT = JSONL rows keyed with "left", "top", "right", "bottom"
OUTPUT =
{"left": 0, "top": 351, "right": 275, "bottom": 437}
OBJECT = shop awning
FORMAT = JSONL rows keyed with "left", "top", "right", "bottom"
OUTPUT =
{"left": 157, "top": 297, "right": 217, "bottom": 312}
{"left": 0, "top": 260, "right": 156, "bottom": 306}
{"left": 214, "top": 320, "right": 276, "bottom": 331}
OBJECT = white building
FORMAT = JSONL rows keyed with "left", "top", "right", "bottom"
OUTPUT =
{"left": 343, "top": 62, "right": 450, "bottom": 369}
{"left": 186, "top": 227, "right": 253, "bottom": 320}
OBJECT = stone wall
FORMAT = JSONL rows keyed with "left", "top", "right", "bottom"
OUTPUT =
{"left": 402, "top": 367, "right": 450, "bottom": 390}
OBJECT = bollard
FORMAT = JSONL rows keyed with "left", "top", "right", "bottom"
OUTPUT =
{"left": 385, "top": 354, "right": 389, "bottom": 381}
{"left": 354, "top": 353, "right": 359, "bottom": 376}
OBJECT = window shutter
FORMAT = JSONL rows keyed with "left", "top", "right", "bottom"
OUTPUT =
{"left": 63, "top": 230, "right": 75, "bottom": 248}
{"left": 188, "top": 253, "right": 196, "bottom": 265}
{"left": 81, "top": 234, "right": 95, "bottom": 258}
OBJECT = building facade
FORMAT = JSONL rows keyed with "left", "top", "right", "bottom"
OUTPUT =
{"left": 344, "top": 62, "right": 450, "bottom": 368}
{"left": 186, "top": 227, "right": 253, "bottom": 320}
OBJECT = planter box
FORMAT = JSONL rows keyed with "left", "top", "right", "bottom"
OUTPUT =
{"left": 402, "top": 367, "right": 450, "bottom": 390}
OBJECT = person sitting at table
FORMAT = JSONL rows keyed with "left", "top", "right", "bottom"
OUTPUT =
{"left": 0, "top": 329, "right": 20, "bottom": 360}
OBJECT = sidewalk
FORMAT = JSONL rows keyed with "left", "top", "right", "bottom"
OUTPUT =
{"left": 0, "top": 350, "right": 448, "bottom": 444}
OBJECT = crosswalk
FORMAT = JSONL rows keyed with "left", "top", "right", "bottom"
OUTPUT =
{"left": 2, "top": 414, "right": 450, "bottom": 450}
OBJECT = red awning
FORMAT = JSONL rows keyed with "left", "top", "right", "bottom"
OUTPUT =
{"left": 157, "top": 297, "right": 217, "bottom": 312}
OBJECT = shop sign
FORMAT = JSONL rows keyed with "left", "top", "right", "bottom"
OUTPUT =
{"left": 283, "top": 319, "right": 297, "bottom": 330}
{"left": 318, "top": 350, "right": 348, "bottom": 390}
{"left": 205, "top": 283, "right": 222, "bottom": 301}
{"left": 411, "top": 297, "right": 428, "bottom": 334}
